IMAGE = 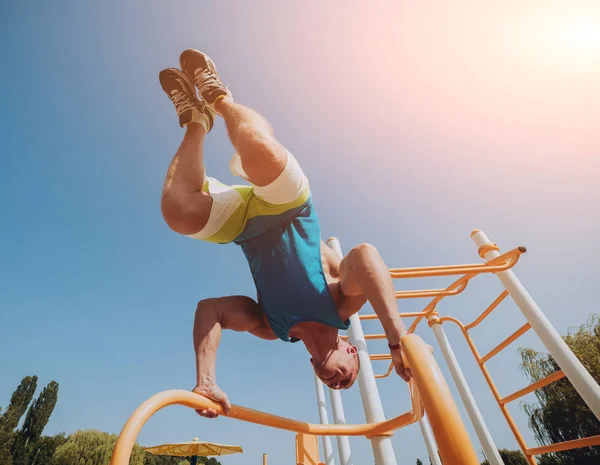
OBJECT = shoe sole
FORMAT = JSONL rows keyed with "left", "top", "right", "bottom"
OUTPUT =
{"left": 179, "top": 49, "right": 220, "bottom": 78}
{"left": 159, "top": 68, "right": 198, "bottom": 98}
{"left": 179, "top": 49, "right": 228, "bottom": 105}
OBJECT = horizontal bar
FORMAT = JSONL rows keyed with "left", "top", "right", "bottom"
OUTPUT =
{"left": 370, "top": 354, "right": 392, "bottom": 361}
{"left": 389, "top": 247, "right": 525, "bottom": 279}
{"left": 360, "top": 312, "right": 427, "bottom": 320}
{"left": 465, "top": 291, "right": 509, "bottom": 330}
{"left": 340, "top": 333, "right": 386, "bottom": 341}
{"left": 406, "top": 274, "right": 474, "bottom": 334}
{"left": 111, "top": 335, "right": 449, "bottom": 465}
{"left": 526, "top": 434, "right": 600, "bottom": 456}
{"left": 500, "top": 371, "right": 566, "bottom": 405}
{"left": 122, "top": 389, "right": 418, "bottom": 437}
{"left": 395, "top": 281, "right": 468, "bottom": 299}
{"left": 479, "top": 323, "right": 532, "bottom": 364}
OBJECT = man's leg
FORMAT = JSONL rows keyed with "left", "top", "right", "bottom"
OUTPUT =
{"left": 180, "top": 50, "right": 288, "bottom": 188}
{"left": 338, "top": 243, "right": 401, "bottom": 335}
{"left": 215, "top": 97, "right": 287, "bottom": 187}
{"left": 158, "top": 68, "right": 215, "bottom": 235}
{"left": 161, "top": 124, "right": 213, "bottom": 234}
{"left": 338, "top": 243, "right": 411, "bottom": 381}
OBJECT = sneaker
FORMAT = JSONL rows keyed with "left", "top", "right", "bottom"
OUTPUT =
{"left": 159, "top": 68, "right": 214, "bottom": 131}
{"left": 179, "top": 49, "right": 232, "bottom": 109}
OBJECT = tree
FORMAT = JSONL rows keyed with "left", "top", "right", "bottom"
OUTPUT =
{"left": 519, "top": 315, "right": 600, "bottom": 465}
{"left": 0, "top": 376, "right": 39, "bottom": 465}
{"left": 0, "top": 377, "right": 38, "bottom": 432}
{"left": 197, "top": 459, "right": 220, "bottom": 465}
{"left": 0, "top": 429, "right": 13, "bottom": 465}
{"left": 53, "top": 430, "right": 145, "bottom": 465}
{"left": 481, "top": 449, "right": 528, "bottom": 465}
{"left": 27, "top": 433, "right": 67, "bottom": 465}
{"left": 11, "top": 381, "right": 59, "bottom": 465}
{"left": 144, "top": 455, "right": 222, "bottom": 465}
{"left": 144, "top": 455, "right": 185, "bottom": 465}
{"left": 416, "top": 459, "right": 424, "bottom": 465}
{"left": 20, "top": 381, "right": 59, "bottom": 444}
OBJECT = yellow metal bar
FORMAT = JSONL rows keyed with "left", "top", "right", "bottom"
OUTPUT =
{"left": 479, "top": 323, "right": 532, "bottom": 364}
{"left": 465, "top": 291, "right": 509, "bottom": 330}
{"left": 390, "top": 262, "right": 490, "bottom": 277}
{"left": 370, "top": 354, "right": 392, "bottom": 361}
{"left": 395, "top": 280, "right": 469, "bottom": 299}
{"left": 526, "top": 435, "right": 600, "bottom": 456}
{"left": 296, "top": 433, "right": 322, "bottom": 465}
{"left": 109, "top": 335, "right": 482, "bottom": 465}
{"left": 407, "top": 275, "right": 470, "bottom": 333}
{"left": 500, "top": 371, "right": 566, "bottom": 405}
{"left": 360, "top": 311, "right": 427, "bottom": 320}
{"left": 388, "top": 247, "right": 525, "bottom": 278}
{"left": 402, "top": 335, "right": 480, "bottom": 464}
{"left": 340, "top": 334, "right": 385, "bottom": 341}
{"left": 439, "top": 316, "right": 538, "bottom": 465}
{"left": 389, "top": 249, "right": 523, "bottom": 333}
{"left": 110, "top": 389, "right": 418, "bottom": 448}
{"left": 110, "top": 336, "right": 438, "bottom": 465}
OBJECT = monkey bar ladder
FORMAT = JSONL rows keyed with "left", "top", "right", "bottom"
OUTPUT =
{"left": 333, "top": 229, "right": 600, "bottom": 465}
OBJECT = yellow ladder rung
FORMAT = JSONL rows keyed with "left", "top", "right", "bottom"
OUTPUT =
{"left": 525, "top": 434, "right": 600, "bottom": 456}
{"left": 479, "top": 323, "right": 531, "bottom": 364}
{"left": 499, "top": 370, "right": 566, "bottom": 405}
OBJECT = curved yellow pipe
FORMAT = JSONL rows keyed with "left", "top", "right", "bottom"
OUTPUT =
{"left": 403, "top": 335, "right": 480, "bottom": 464}
{"left": 389, "top": 246, "right": 524, "bottom": 278}
{"left": 110, "top": 335, "right": 477, "bottom": 465}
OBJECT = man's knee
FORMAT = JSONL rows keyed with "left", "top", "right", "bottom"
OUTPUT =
{"left": 236, "top": 123, "right": 278, "bottom": 159}
{"left": 349, "top": 243, "right": 380, "bottom": 261}
{"left": 161, "top": 193, "right": 210, "bottom": 235}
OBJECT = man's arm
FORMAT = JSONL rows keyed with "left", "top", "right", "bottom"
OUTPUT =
{"left": 193, "top": 295, "right": 274, "bottom": 417}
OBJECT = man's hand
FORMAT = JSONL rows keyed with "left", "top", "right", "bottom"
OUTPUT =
{"left": 391, "top": 348, "right": 412, "bottom": 382}
{"left": 192, "top": 383, "right": 231, "bottom": 419}
{"left": 391, "top": 344, "right": 434, "bottom": 382}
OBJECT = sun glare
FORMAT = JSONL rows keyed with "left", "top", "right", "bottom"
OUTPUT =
{"left": 566, "top": 16, "right": 600, "bottom": 53}
{"left": 527, "top": 8, "right": 600, "bottom": 69}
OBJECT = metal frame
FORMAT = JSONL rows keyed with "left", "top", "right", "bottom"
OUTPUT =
{"left": 318, "top": 230, "right": 599, "bottom": 465}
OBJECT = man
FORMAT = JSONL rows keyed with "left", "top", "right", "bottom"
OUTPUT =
{"left": 159, "top": 49, "right": 409, "bottom": 418}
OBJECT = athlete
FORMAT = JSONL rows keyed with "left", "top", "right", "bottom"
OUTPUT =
{"left": 159, "top": 49, "right": 410, "bottom": 418}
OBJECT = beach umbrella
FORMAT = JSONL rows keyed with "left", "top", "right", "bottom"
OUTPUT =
{"left": 144, "top": 437, "right": 243, "bottom": 465}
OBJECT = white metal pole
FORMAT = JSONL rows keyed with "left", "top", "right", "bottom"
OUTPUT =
{"left": 314, "top": 374, "right": 336, "bottom": 465}
{"left": 418, "top": 416, "right": 442, "bottom": 465}
{"left": 472, "top": 230, "right": 600, "bottom": 420}
{"left": 327, "top": 238, "right": 398, "bottom": 465}
{"left": 430, "top": 322, "right": 504, "bottom": 465}
{"left": 329, "top": 388, "right": 353, "bottom": 465}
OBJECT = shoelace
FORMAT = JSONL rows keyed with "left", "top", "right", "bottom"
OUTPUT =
{"left": 194, "top": 68, "right": 225, "bottom": 96}
{"left": 170, "top": 90, "right": 198, "bottom": 115}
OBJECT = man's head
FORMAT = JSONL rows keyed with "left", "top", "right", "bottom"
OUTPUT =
{"left": 311, "top": 338, "right": 360, "bottom": 390}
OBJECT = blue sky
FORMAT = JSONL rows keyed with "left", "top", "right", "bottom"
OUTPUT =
{"left": 1, "top": 1, "right": 599, "bottom": 464}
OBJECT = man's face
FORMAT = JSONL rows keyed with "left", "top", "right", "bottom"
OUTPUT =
{"left": 313, "top": 339, "right": 360, "bottom": 390}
